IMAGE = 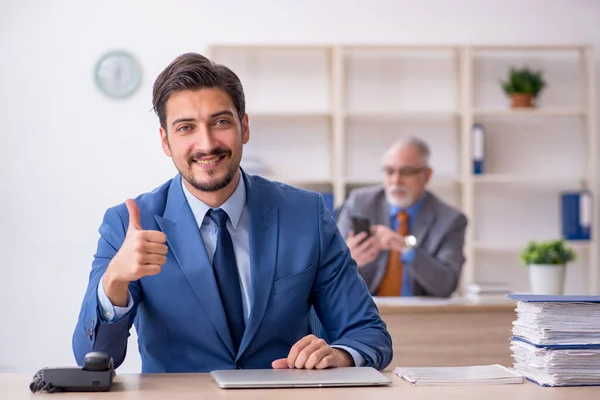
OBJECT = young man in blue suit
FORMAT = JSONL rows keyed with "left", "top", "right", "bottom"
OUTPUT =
{"left": 72, "top": 53, "right": 393, "bottom": 373}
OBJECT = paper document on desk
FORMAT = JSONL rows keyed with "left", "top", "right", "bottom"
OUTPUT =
{"left": 394, "top": 364, "right": 524, "bottom": 385}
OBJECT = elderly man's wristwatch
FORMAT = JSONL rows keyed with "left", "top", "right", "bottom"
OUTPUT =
{"left": 404, "top": 235, "right": 417, "bottom": 250}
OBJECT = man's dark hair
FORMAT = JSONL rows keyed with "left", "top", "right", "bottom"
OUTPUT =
{"left": 152, "top": 53, "right": 246, "bottom": 130}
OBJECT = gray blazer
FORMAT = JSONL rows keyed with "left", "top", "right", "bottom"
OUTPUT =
{"left": 337, "top": 185, "right": 467, "bottom": 297}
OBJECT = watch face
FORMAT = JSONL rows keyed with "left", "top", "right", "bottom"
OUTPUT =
{"left": 94, "top": 51, "right": 142, "bottom": 98}
{"left": 404, "top": 235, "right": 417, "bottom": 248}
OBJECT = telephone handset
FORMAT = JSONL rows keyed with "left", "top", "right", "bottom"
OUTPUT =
{"left": 29, "top": 351, "right": 115, "bottom": 393}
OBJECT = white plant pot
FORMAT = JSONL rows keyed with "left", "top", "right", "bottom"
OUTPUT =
{"left": 528, "top": 264, "right": 566, "bottom": 295}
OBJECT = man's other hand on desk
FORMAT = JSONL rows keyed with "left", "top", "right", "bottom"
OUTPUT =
{"left": 346, "top": 230, "right": 381, "bottom": 268}
{"left": 271, "top": 335, "right": 354, "bottom": 369}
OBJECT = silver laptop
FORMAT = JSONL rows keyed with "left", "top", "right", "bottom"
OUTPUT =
{"left": 210, "top": 367, "right": 392, "bottom": 389}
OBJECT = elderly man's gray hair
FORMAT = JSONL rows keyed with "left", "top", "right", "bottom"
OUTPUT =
{"left": 385, "top": 136, "right": 431, "bottom": 165}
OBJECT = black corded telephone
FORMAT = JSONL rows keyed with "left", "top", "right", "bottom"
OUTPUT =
{"left": 29, "top": 352, "right": 115, "bottom": 393}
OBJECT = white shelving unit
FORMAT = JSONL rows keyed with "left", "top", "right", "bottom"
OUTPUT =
{"left": 209, "top": 44, "right": 598, "bottom": 295}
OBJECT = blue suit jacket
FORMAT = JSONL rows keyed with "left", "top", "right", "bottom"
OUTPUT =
{"left": 72, "top": 171, "right": 393, "bottom": 372}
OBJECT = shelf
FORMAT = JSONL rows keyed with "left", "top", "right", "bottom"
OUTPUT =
{"left": 345, "top": 108, "right": 586, "bottom": 119}
{"left": 345, "top": 176, "right": 461, "bottom": 188}
{"left": 263, "top": 177, "right": 334, "bottom": 187}
{"left": 210, "top": 43, "right": 598, "bottom": 296}
{"left": 470, "top": 44, "right": 586, "bottom": 51}
{"left": 247, "top": 110, "right": 331, "bottom": 118}
{"left": 215, "top": 44, "right": 586, "bottom": 52}
{"left": 212, "top": 44, "right": 331, "bottom": 51}
{"left": 345, "top": 110, "right": 458, "bottom": 120}
{"left": 473, "top": 107, "right": 585, "bottom": 117}
{"left": 343, "top": 45, "right": 460, "bottom": 51}
{"left": 474, "top": 241, "right": 591, "bottom": 253}
{"left": 473, "top": 174, "right": 586, "bottom": 187}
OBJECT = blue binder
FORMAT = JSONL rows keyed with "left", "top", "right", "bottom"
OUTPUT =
{"left": 472, "top": 123, "right": 485, "bottom": 174}
{"left": 511, "top": 336, "right": 600, "bottom": 350}
{"left": 561, "top": 191, "right": 592, "bottom": 240}
{"left": 525, "top": 377, "right": 600, "bottom": 388}
{"left": 508, "top": 294, "right": 600, "bottom": 303}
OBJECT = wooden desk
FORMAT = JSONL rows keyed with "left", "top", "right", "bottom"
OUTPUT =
{"left": 2, "top": 372, "right": 598, "bottom": 399}
{"left": 374, "top": 297, "right": 517, "bottom": 368}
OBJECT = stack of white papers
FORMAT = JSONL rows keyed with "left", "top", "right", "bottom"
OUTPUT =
{"left": 510, "top": 339, "right": 600, "bottom": 386}
{"left": 509, "top": 294, "right": 600, "bottom": 386}
{"left": 466, "top": 282, "right": 513, "bottom": 302}
{"left": 393, "top": 365, "right": 523, "bottom": 386}
{"left": 513, "top": 300, "right": 600, "bottom": 345}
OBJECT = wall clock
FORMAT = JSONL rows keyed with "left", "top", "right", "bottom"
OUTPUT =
{"left": 94, "top": 50, "right": 142, "bottom": 98}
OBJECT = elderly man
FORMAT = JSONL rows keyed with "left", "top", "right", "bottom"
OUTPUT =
{"left": 337, "top": 137, "right": 467, "bottom": 298}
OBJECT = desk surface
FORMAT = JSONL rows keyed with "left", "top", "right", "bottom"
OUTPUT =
{"left": 373, "top": 296, "right": 517, "bottom": 313}
{"left": 2, "top": 372, "right": 598, "bottom": 399}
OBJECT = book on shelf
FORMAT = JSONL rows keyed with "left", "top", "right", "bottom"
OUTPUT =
{"left": 561, "top": 191, "right": 592, "bottom": 240}
{"left": 394, "top": 364, "right": 523, "bottom": 386}
{"left": 472, "top": 123, "right": 485, "bottom": 175}
{"left": 508, "top": 294, "right": 600, "bottom": 387}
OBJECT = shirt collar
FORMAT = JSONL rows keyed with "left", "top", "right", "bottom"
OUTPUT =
{"left": 181, "top": 172, "right": 246, "bottom": 229}
{"left": 389, "top": 191, "right": 427, "bottom": 219}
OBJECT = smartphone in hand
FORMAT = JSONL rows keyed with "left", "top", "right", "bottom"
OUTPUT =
{"left": 351, "top": 217, "right": 371, "bottom": 239}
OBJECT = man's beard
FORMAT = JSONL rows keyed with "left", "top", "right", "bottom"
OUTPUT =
{"left": 182, "top": 146, "right": 240, "bottom": 192}
{"left": 385, "top": 185, "right": 414, "bottom": 208}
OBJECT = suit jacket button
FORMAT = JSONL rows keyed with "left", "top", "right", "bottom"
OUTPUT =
{"left": 235, "top": 362, "right": 243, "bottom": 369}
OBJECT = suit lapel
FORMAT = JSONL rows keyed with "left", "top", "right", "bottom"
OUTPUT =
{"left": 237, "top": 172, "right": 278, "bottom": 358}
{"left": 374, "top": 190, "right": 390, "bottom": 227}
{"left": 155, "top": 175, "right": 235, "bottom": 358}
{"left": 412, "top": 192, "right": 436, "bottom": 246}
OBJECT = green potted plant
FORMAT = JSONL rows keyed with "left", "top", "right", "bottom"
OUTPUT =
{"left": 520, "top": 239, "right": 576, "bottom": 295}
{"left": 501, "top": 67, "right": 546, "bottom": 108}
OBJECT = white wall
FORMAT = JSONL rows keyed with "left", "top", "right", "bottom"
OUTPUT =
{"left": 2, "top": 0, "right": 600, "bottom": 374}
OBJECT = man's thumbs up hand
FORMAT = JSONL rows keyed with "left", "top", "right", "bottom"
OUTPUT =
{"left": 102, "top": 199, "right": 168, "bottom": 307}
{"left": 126, "top": 198, "right": 142, "bottom": 232}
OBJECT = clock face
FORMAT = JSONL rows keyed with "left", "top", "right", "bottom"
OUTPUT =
{"left": 94, "top": 51, "right": 142, "bottom": 98}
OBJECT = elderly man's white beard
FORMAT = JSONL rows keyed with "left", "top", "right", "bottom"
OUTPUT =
{"left": 385, "top": 185, "right": 414, "bottom": 208}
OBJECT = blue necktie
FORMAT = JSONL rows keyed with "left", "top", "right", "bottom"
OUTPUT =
{"left": 208, "top": 208, "right": 245, "bottom": 353}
